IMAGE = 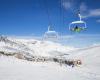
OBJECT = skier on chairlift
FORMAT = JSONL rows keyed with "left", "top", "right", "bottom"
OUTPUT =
{"left": 73, "top": 25, "right": 82, "bottom": 32}
{"left": 69, "top": 10, "right": 87, "bottom": 32}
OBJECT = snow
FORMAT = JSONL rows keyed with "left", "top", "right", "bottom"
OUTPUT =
{"left": 0, "top": 37, "right": 75, "bottom": 57}
{"left": 0, "top": 36, "right": 100, "bottom": 80}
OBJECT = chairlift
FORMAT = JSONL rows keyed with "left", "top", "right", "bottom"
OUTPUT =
{"left": 43, "top": 1, "right": 58, "bottom": 40}
{"left": 69, "top": 13, "right": 87, "bottom": 32}
{"left": 43, "top": 26, "right": 58, "bottom": 40}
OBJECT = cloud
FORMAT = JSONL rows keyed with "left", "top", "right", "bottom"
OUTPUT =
{"left": 61, "top": 1, "right": 100, "bottom": 20}
{"left": 62, "top": 2, "right": 71, "bottom": 9}
{"left": 79, "top": 2, "right": 100, "bottom": 18}
{"left": 79, "top": 2, "right": 89, "bottom": 18}
{"left": 96, "top": 19, "right": 100, "bottom": 23}
{"left": 80, "top": 2, "right": 87, "bottom": 13}
{"left": 79, "top": 3, "right": 100, "bottom": 19}
{"left": 61, "top": 0, "right": 74, "bottom": 10}
{"left": 82, "top": 9, "right": 100, "bottom": 18}
{"left": 62, "top": 1, "right": 88, "bottom": 18}
{"left": 88, "top": 9, "right": 100, "bottom": 17}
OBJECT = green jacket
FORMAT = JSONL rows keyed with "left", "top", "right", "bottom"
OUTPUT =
{"left": 71, "top": 27, "right": 85, "bottom": 32}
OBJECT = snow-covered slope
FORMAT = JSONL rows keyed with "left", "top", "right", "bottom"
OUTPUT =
{"left": 0, "top": 36, "right": 75, "bottom": 57}
{"left": 0, "top": 36, "right": 100, "bottom": 80}
{"left": 63, "top": 45, "right": 100, "bottom": 80}
{"left": 0, "top": 56, "right": 81, "bottom": 80}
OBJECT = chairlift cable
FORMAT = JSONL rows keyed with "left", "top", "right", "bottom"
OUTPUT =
{"left": 44, "top": 0, "right": 53, "bottom": 27}
{"left": 59, "top": 0, "right": 65, "bottom": 36}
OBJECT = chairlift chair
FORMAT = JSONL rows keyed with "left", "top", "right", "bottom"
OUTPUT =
{"left": 69, "top": 13, "right": 87, "bottom": 32}
{"left": 43, "top": 26, "right": 58, "bottom": 40}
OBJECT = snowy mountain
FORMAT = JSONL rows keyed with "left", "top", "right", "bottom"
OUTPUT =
{"left": 0, "top": 36, "right": 100, "bottom": 80}
{"left": 0, "top": 36, "right": 77, "bottom": 64}
{"left": 0, "top": 36, "right": 75, "bottom": 57}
